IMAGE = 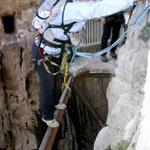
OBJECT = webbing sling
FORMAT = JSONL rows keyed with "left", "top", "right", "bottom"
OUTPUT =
{"left": 36, "top": 11, "right": 49, "bottom": 20}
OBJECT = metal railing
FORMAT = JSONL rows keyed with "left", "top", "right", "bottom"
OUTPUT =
{"left": 72, "top": 19, "right": 102, "bottom": 47}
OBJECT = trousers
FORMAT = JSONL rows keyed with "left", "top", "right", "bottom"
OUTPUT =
{"left": 100, "top": 13, "right": 124, "bottom": 56}
{"left": 32, "top": 42, "right": 62, "bottom": 120}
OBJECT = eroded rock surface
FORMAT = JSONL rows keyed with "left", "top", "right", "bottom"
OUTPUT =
{"left": 0, "top": 34, "right": 40, "bottom": 149}
{"left": 94, "top": 3, "right": 150, "bottom": 150}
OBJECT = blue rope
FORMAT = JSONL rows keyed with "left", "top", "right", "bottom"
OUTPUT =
{"left": 73, "top": 5, "right": 150, "bottom": 59}
{"left": 134, "top": 6, "right": 150, "bottom": 26}
{"left": 70, "top": 45, "right": 78, "bottom": 64}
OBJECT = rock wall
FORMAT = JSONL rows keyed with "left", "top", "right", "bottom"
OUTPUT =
{"left": 0, "top": 33, "right": 41, "bottom": 149}
{"left": 0, "top": 0, "right": 39, "bottom": 15}
{"left": 0, "top": 0, "right": 38, "bottom": 41}
{"left": 94, "top": 3, "right": 150, "bottom": 150}
{"left": 0, "top": 2, "right": 43, "bottom": 148}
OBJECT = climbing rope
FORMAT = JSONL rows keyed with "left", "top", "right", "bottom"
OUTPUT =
{"left": 70, "top": 44, "right": 80, "bottom": 64}
{"left": 61, "top": 52, "right": 71, "bottom": 92}
{"left": 73, "top": 5, "right": 150, "bottom": 58}
{"left": 43, "top": 56, "right": 61, "bottom": 75}
{"left": 43, "top": 52, "right": 71, "bottom": 91}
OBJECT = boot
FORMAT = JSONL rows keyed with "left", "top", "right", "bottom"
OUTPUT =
{"left": 100, "top": 55, "right": 108, "bottom": 62}
{"left": 110, "top": 51, "right": 117, "bottom": 59}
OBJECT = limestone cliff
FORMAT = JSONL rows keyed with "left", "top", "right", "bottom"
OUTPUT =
{"left": 0, "top": 35, "right": 41, "bottom": 149}
{"left": 0, "top": 3, "right": 41, "bottom": 148}
{"left": 0, "top": 0, "right": 39, "bottom": 15}
{"left": 94, "top": 3, "right": 150, "bottom": 150}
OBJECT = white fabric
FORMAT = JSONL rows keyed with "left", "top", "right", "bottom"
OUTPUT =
{"left": 63, "top": 0, "right": 133, "bottom": 23}
{"left": 38, "top": 0, "right": 56, "bottom": 12}
{"left": 32, "top": 17, "right": 48, "bottom": 33}
{"left": 44, "top": 46, "right": 61, "bottom": 56}
{"left": 69, "top": 21, "right": 86, "bottom": 33}
{"left": 124, "top": 13, "right": 130, "bottom": 24}
{"left": 38, "top": 10, "right": 50, "bottom": 18}
{"left": 43, "top": 29, "right": 55, "bottom": 43}
{"left": 32, "top": 0, "right": 133, "bottom": 56}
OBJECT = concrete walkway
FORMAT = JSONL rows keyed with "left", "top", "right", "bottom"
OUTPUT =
{"left": 69, "top": 55, "right": 117, "bottom": 77}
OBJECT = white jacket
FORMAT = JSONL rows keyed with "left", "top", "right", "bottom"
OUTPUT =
{"left": 32, "top": 0, "right": 133, "bottom": 56}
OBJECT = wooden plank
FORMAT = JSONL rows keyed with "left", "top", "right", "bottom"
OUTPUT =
{"left": 39, "top": 72, "right": 109, "bottom": 149}
{"left": 74, "top": 71, "right": 112, "bottom": 81}
{"left": 39, "top": 75, "right": 73, "bottom": 150}
{"left": 45, "top": 93, "right": 71, "bottom": 150}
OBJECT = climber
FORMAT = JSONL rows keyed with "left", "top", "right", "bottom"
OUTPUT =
{"left": 32, "top": 0, "right": 142, "bottom": 128}
{"left": 99, "top": 0, "right": 141, "bottom": 62}
{"left": 100, "top": 12, "right": 125, "bottom": 62}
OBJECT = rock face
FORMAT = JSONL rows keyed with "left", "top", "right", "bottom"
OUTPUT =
{"left": 0, "top": 35, "right": 40, "bottom": 149}
{"left": 0, "top": 0, "right": 39, "bottom": 15}
{"left": 94, "top": 3, "right": 150, "bottom": 150}
{"left": 0, "top": 0, "right": 37, "bottom": 38}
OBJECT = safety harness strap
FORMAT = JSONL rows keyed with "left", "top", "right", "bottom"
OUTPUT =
{"left": 40, "top": 36, "right": 63, "bottom": 48}
{"left": 47, "top": 22, "right": 76, "bottom": 29}
{"left": 36, "top": 11, "right": 49, "bottom": 20}
{"left": 37, "top": 0, "right": 75, "bottom": 50}
{"left": 53, "top": 38, "right": 69, "bottom": 44}
{"left": 53, "top": 0, "right": 60, "bottom": 7}
{"left": 61, "top": 0, "right": 72, "bottom": 44}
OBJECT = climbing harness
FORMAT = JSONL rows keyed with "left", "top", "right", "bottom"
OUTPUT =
{"left": 42, "top": 50, "right": 71, "bottom": 91}
{"left": 33, "top": 0, "right": 77, "bottom": 91}
{"left": 36, "top": 0, "right": 76, "bottom": 51}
